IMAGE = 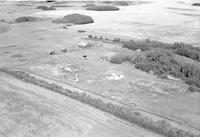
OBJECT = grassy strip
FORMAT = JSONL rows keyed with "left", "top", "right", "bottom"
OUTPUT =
{"left": 1, "top": 69, "right": 199, "bottom": 137}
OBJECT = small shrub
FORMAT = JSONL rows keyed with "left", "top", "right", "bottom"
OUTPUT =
{"left": 46, "top": 0, "right": 55, "bottom": 2}
{"left": 49, "top": 51, "right": 56, "bottom": 55}
{"left": 113, "top": 38, "right": 122, "bottom": 43}
{"left": 88, "top": 34, "right": 93, "bottom": 38}
{"left": 61, "top": 48, "right": 67, "bottom": 53}
{"left": 78, "top": 30, "right": 86, "bottom": 33}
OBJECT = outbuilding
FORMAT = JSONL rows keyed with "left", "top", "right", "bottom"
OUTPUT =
{"left": 78, "top": 42, "right": 91, "bottom": 48}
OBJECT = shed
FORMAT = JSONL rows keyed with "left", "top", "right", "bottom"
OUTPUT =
{"left": 136, "top": 49, "right": 142, "bottom": 52}
{"left": 78, "top": 42, "right": 91, "bottom": 48}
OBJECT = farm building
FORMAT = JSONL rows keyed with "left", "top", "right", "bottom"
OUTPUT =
{"left": 78, "top": 42, "right": 91, "bottom": 48}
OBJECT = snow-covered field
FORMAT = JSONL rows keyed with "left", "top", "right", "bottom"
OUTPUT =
{"left": 32, "top": 0, "right": 200, "bottom": 46}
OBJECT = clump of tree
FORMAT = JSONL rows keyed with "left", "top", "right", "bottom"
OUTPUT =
{"left": 87, "top": 35, "right": 125, "bottom": 43}
{"left": 87, "top": 35, "right": 103, "bottom": 40}
{"left": 192, "top": 3, "right": 200, "bottom": 6}
{"left": 52, "top": 14, "right": 94, "bottom": 25}
{"left": 15, "top": 16, "right": 37, "bottom": 23}
{"left": 123, "top": 39, "right": 167, "bottom": 51}
{"left": 88, "top": 34, "right": 93, "bottom": 39}
{"left": 110, "top": 54, "right": 132, "bottom": 64}
{"left": 36, "top": 5, "right": 56, "bottom": 10}
{"left": 167, "top": 42, "right": 200, "bottom": 62}
{"left": 86, "top": 5, "right": 120, "bottom": 11}
{"left": 115, "top": 1, "right": 129, "bottom": 6}
{"left": 133, "top": 49, "right": 200, "bottom": 92}
{"left": 102, "top": 1, "right": 129, "bottom": 6}
{"left": 78, "top": 30, "right": 86, "bottom": 33}
{"left": 113, "top": 38, "right": 123, "bottom": 43}
{"left": 123, "top": 39, "right": 200, "bottom": 63}
{"left": 0, "top": 68, "right": 198, "bottom": 137}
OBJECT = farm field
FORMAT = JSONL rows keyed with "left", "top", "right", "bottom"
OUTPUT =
{"left": 0, "top": 0, "right": 200, "bottom": 136}
{"left": 0, "top": 71, "right": 162, "bottom": 137}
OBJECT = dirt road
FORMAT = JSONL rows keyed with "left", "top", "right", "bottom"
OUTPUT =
{"left": 0, "top": 71, "right": 161, "bottom": 137}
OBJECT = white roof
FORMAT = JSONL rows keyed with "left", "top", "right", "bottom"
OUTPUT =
{"left": 78, "top": 42, "right": 90, "bottom": 47}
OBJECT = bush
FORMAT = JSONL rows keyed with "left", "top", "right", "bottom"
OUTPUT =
{"left": 44, "top": 6, "right": 56, "bottom": 10}
{"left": 46, "top": 0, "right": 55, "bottom": 2}
{"left": 52, "top": 14, "right": 94, "bottom": 25}
{"left": 133, "top": 49, "right": 200, "bottom": 92}
{"left": 188, "top": 85, "right": 200, "bottom": 92}
{"left": 88, "top": 34, "right": 93, "bottom": 38}
{"left": 86, "top": 6, "right": 120, "bottom": 11}
{"left": 61, "top": 48, "right": 67, "bottom": 53}
{"left": 1, "top": 68, "right": 198, "bottom": 137}
{"left": 78, "top": 30, "right": 86, "bottom": 33}
{"left": 113, "top": 38, "right": 122, "bottom": 43}
{"left": 110, "top": 54, "right": 132, "bottom": 64}
{"left": 37, "top": 5, "right": 56, "bottom": 10}
{"left": 37, "top": 5, "right": 48, "bottom": 9}
{"left": 15, "top": 16, "right": 37, "bottom": 22}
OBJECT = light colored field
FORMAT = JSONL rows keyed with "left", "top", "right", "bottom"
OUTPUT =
{"left": 34, "top": 0, "right": 200, "bottom": 46}
{"left": 0, "top": 71, "right": 162, "bottom": 137}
